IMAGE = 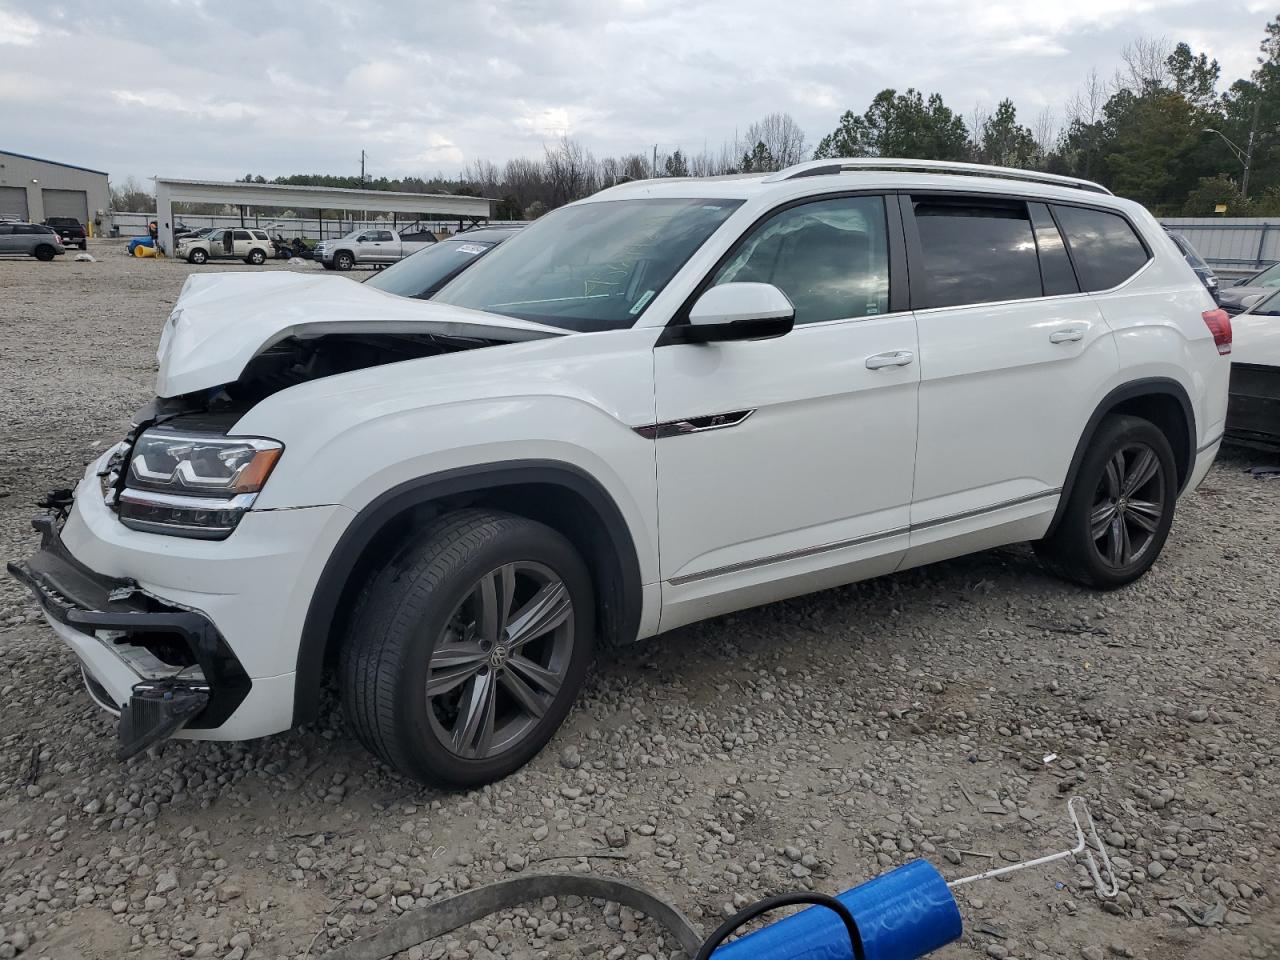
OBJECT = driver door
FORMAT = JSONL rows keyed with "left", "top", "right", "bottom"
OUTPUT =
{"left": 653, "top": 194, "right": 920, "bottom": 630}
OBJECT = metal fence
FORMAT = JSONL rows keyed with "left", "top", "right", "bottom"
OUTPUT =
{"left": 108, "top": 211, "right": 523, "bottom": 240}
{"left": 1159, "top": 217, "right": 1278, "bottom": 281}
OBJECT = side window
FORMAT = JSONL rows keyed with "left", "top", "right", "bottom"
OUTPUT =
{"left": 712, "top": 195, "right": 890, "bottom": 324}
{"left": 1029, "top": 202, "right": 1079, "bottom": 296}
{"left": 375, "top": 231, "right": 395, "bottom": 242}
{"left": 233, "top": 230, "right": 251, "bottom": 241}
{"left": 1052, "top": 205, "right": 1150, "bottom": 292}
{"left": 0, "top": 225, "right": 11, "bottom": 235}
{"left": 911, "top": 196, "right": 1041, "bottom": 308}
{"left": 251, "top": 230, "right": 269, "bottom": 241}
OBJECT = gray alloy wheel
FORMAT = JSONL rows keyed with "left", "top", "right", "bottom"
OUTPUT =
{"left": 334, "top": 251, "right": 354, "bottom": 271}
{"left": 1090, "top": 443, "right": 1166, "bottom": 568}
{"left": 248, "top": 248, "right": 266, "bottom": 265}
{"left": 189, "top": 248, "right": 208, "bottom": 264}
{"left": 426, "top": 561, "right": 575, "bottom": 760}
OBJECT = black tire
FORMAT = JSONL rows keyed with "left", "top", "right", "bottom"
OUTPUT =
{"left": 79, "top": 242, "right": 88, "bottom": 251}
{"left": 188, "top": 249, "right": 208, "bottom": 264}
{"left": 33, "top": 245, "right": 56, "bottom": 262}
{"left": 247, "top": 248, "right": 266, "bottom": 265}
{"left": 1035, "top": 414, "right": 1177, "bottom": 589}
{"left": 334, "top": 251, "right": 354, "bottom": 271}
{"left": 321, "top": 261, "right": 336, "bottom": 270}
{"left": 340, "top": 509, "right": 594, "bottom": 787}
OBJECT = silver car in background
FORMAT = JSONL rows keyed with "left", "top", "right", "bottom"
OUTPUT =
{"left": 0, "top": 221, "right": 65, "bottom": 261}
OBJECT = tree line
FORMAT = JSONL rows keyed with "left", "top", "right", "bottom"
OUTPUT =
{"left": 115, "top": 16, "right": 1279, "bottom": 220}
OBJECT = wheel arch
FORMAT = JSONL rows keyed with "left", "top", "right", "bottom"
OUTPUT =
{"left": 1046, "top": 377, "right": 1196, "bottom": 538}
{"left": 291, "top": 460, "right": 643, "bottom": 725}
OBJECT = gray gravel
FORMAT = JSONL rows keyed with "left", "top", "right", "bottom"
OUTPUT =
{"left": 1, "top": 245, "right": 1277, "bottom": 959}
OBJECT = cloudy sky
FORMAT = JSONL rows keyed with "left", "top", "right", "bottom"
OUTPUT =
{"left": 0, "top": 1, "right": 1272, "bottom": 186}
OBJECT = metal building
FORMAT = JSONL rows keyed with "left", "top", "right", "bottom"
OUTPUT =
{"left": 0, "top": 149, "right": 111, "bottom": 229}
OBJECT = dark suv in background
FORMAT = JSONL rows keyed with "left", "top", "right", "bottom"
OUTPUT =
{"left": 44, "top": 217, "right": 87, "bottom": 250}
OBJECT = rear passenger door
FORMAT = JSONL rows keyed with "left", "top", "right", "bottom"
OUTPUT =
{"left": 902, "top": 193, "right": 1118, "bottom": 566}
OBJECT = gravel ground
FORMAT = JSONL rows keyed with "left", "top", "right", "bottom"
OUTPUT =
{"left": 0, "top": 244, "right": 1277, "bottom": 960}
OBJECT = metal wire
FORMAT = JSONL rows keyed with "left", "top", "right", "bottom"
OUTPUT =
{"left": 947, "top": 797, "right": 1119, "bottom": 898}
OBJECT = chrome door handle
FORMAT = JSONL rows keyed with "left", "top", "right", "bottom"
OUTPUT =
{"left": 865, "top": 350, "right": 915, "bottom": 370}
{"left": 1049, "top": 328, "right": 1084, "bottom": 343}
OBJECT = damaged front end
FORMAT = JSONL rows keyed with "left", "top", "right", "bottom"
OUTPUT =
{"left": 7, "top": 516, "right": 251, "bottom": 758}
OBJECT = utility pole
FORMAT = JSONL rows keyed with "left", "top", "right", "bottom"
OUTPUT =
{"left": 360, "top": 149, "right": 367, "bottom": 185}
{"left": 1242, "top": 98, "right": 1259, "bottom": 200}
{"left": 652, "top": 144, "right": 658, "bottom": 179}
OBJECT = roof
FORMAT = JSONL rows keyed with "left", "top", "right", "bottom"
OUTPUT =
{"left": 589, "top": 158, "right": 1129, "bottom": 210}
{"left": 154, "top": 178, "right": 492, "bottom": 218}
{"left": 0, "top": 149, "right": 108, "bottom": 176}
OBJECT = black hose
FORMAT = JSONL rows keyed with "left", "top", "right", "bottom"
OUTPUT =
{"left": 694, "top": 891, "right": 865, "bottom": 960}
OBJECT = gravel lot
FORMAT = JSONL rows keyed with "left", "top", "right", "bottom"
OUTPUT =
{"left": 0, "top": 244, "right": 1277, "bottom": 960}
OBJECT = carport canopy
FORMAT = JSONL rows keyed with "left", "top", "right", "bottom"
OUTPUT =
{"left": 153, "top": 178, "right": 493, "bottom": 254}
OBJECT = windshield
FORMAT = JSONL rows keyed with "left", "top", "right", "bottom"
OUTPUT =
{"left": 1247, "top": 262, "right": 1280, "bottom": 287}
{"left": 365, "top": 239, "right": 498, "bottom": 300}
{"left": 1251, "top": 289, "right": 1280, "bottom": 315}
{"left": 434, "top": 198, "right": 743, "bottom": 332}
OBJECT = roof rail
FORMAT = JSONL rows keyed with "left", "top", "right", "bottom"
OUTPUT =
{"left": 761, "top": 158, "right": 1112, "bottom": 196}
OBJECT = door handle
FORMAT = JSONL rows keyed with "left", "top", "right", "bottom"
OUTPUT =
{"left": 865, "top": 350, "right": 914, "bottom": 370}
{"left": 1049, "top": 328, "right": 1084, "bottom": 343}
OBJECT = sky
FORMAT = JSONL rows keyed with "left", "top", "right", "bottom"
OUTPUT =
{"left": 0, "top": 0, "right": 1273, "bottom": 187}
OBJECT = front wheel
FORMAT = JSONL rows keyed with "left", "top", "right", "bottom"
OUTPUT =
{"left": 334, "top": 251, "right": 354, "bottom": 271}
{"left": 188, "top": 249, "right": 208, "bottom": 264}
{"left": 340, "top": 510, "right": 594, "bottom": 787}
{"left": 1035, "top": 414, "right": 1177, "bottom": 589}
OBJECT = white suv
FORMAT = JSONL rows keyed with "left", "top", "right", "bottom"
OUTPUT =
{"left": 9, "top": 159, "right": 1231, "bottom": 786}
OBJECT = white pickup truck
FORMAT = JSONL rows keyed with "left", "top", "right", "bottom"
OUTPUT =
{"left": 314, "top": 227, "right": 437, "bottom": 271}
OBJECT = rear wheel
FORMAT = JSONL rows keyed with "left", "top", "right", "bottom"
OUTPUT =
{"left": 340, "top": 510, "right": 594, "bottom": 787}
{"left": 247, "top": 248, "right": 266, "bottom": 265}
{"left": 1035, "top": 415, "right": 1177, "bottom": 589}
{"left": 33, "top": 245, "right": 56, "bottom": 261}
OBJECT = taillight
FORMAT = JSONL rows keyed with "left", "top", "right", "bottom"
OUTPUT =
{"left": 1202, "top": 309, "right": 1232, "bottom": 356}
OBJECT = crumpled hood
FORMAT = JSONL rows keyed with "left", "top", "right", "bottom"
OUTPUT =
{"left": 155, "top": 271, "right": 565, "bottom": 398}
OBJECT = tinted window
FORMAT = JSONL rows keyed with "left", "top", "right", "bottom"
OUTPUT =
{"left": 913, "top": 197, "right": 1041, "bottom": 308}
{"left": 0, "top": 225, "right": 11, "bottom": 235}
{"left": 1248, "top": 262, "right": 1280, "bottom": 288}
{"left": 1029, "top": 202, "right": 1078, "bottom": 296}
{"left": 713, "top": 196, "right": 890, "bottom": 324}
{"left": 1053, "top": 206, "right": 1149, "bottom": 291}
{"left": 233, "top": 230, "right": 251, "bottom": 241}
{"left": 374, "top": 231, "right": 395, "bottom": 241}
{"left": 251, "top": 230, "right": 269, "bottom": 240}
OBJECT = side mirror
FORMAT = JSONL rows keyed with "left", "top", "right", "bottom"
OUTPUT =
{"left": 673, "top": 283, "right": 795, "bottom": 344}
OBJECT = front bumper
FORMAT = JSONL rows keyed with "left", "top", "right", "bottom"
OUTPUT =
{"left": 8, "top": 515, "right": 248, "bottom": 756}
{"left": 9, "top": 456, "right": 354, "bottom": 743}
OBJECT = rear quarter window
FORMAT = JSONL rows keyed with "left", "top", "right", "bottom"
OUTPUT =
{"left": 1052, "top": 206, "right": 1150, "bottom": 292}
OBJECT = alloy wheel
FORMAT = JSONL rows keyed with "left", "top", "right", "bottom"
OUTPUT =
{"left": 425, "top": 561, "right": 575, "bottom": 760}
{"left": 1089, "top": 442, "right": 1165, "bottom": 568}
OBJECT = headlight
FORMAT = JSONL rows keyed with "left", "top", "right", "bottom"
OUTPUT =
{"left": 117, "top": 429, "right": 283, "bottom": 540}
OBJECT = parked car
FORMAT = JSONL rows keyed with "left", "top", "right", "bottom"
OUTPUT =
{"left": 0, "top": 221, "right": 64, "bottom": 260}
{"left": 176, "top": 227, "right": 273, "bottom": 265}
{"left": 1217, "top": 261, "right": 1280, "bottom": 314}
{"left": 1225, "top": 287, "right": 1280, "bottom": 446}
{"left": 173, "top": 224, "right": 209, "bottom": 242}
{"left": 362, "top": 228, "right": 520, "bottom": 299}
{"left": 9, "top": 159, "right": 1231, "bottom": 786}
{"left": 1166, "top": 231, "right": 1218, "bottom": 301}
{"left": 44, "top": 216, "right": 88, "bottom": 250}
{"left": 313, "top": 227, "right": 437, "bottom": 271}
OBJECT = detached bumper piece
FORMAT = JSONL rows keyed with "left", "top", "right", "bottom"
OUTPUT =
{"left": 118, "top": 680, "right": 210, "bottom": 760}
{"left": 6, "top": 512, "right": 251, "bottom": 751}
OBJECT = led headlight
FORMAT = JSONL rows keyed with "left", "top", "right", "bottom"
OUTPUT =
{"left": 117, "top": 430, "right": 283, "bottom": 540}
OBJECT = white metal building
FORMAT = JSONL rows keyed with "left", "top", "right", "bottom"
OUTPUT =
{"left": 0, "top": 150, "right": 111, "bottom": 228}
{"left": 154, "top": 178, "right": 493, "bottom": 254}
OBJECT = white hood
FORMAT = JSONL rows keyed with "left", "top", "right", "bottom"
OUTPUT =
{"left": 155, "top": 271, "right": 565, "bottom": 398}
